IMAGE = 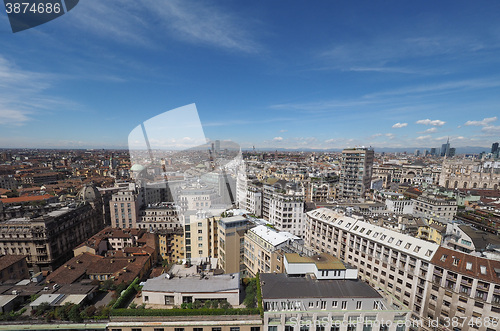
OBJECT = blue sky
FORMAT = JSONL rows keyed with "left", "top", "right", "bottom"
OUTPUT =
{"left": 1, "top": 0, "right": 500, "bottom": 150}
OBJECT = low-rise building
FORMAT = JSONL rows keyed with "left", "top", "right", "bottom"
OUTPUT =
{"left": 0, "top": 255, "right": 29, "bottom": 283}
{"left": 260, "top": 273, "right": 410, "bottom": 331}
{"left": 141, "top": 272, "right": 240, "bottom": 307}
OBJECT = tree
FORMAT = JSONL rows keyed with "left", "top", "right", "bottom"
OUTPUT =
{"left": 69, "top": 304, "right": 82, "bottom": 322}
{"left": 34, "top": 302, "right": 51, "bottom": 317}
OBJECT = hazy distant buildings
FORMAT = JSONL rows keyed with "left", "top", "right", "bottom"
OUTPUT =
{"left": 339, "top": 147, "right": 374, "bottom": 199}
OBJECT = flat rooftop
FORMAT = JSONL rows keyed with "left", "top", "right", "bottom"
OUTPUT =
{"left": 260, "top": 273, "right": 381, "bottom": 299}
{"left": 285, "top": 253, "right": 346, "bottom": 270}
{"left": 143, "top": 272, "right": 239, "bottom": 293}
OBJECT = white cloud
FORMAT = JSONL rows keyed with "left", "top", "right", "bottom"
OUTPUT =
{"left": 273, "top": 137, "right": 283, "bottom": 142}
{"left": 279, "top": 129, "right": 287, "bottom": 133}
{"left": 416, "top": 135, "right": 432, "bottom": 140}
{"left": 481, "top": 125, "right": 500, "bottom": 135}
{"left": 464, "top": 117, "right": 497, "bottom": 126}
{"left": 392, "top": 122, "right": 408, "bottom": 128}
{"left": 418, "top": 127, "right": 438, "bottom": 134}
{"left": 416, "top": 119, "right": 446, "bottom": 126}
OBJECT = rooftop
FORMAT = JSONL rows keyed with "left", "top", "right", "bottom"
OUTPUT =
{"left": 285, "top": 253, "right": 346, "bottom": 270}
{"left": 260, "top": 273, "right": 381, "bottom": 299}
{"left": 142, "top": 272, "right": 240, "bottom": 293}
{"left": 249, "top": 225, "right": 299, "bottom": 247}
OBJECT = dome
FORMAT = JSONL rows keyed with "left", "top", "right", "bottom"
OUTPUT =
{"left": 78, "top": 184, "right": 101, "bottom": 201}
{"left": 130, "top": 164, "right": 146, "bottom": 172}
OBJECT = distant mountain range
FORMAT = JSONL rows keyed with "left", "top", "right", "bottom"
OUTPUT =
{"left": 244, "top": 146, "right": 492, "bottom": 154}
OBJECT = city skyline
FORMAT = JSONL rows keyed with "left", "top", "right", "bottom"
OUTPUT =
{"left": 1, "top": 1, "right": 500, "bottom": 149}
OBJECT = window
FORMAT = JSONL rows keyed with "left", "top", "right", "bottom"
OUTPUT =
{"left": 154, "top": 329, "right": 165, "bottom": 331}
{"left": 230, "top": 328, "right": 240, "bottom": 331}
{"left": 251, "top": 328, "right": 260, "bottom": 331}
{"left": 441, "top": 255, "right": 447, "bottom": 262}
{"left": 132, "top": 329, "right": 142, "bottom": 331}
{"left": 175, "top": 328, "right": 185, "bottom": 331}
{"left": 356, "top": 301, "right": 362, "bottom": 309}
{"left": 332, "top": 300, "right": 338, "bottom": 307}
{"left": 212, "top": 329, "right": 222, "bottom": 331}
{"left": 341, "top": 301, "right": 347, "bottom": 309}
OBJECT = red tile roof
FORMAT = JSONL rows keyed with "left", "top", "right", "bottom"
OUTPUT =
{"left": 0, "top": 194, "right": 56, "bottom": 204}
{"left": 431, "top": 247, "right": 500, "bottom": 284}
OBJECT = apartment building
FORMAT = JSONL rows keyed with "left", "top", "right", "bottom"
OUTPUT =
{"left": 184, "top": 212, "right": 219, "bottom": 260}
{"left": 110, "top": 188, "right": 141, "bottom": 229}
{"left": 339, "top": 148, "right": 374, "bottom": 199}
{"left": 158, "top": 227, "right": 184, "bottom": 262}
{"left": 0, "top": 255, "right": 29, "bottom": 282}
{"left": 243, "top": 182, "right": 263, "bottom": 217}
{"left": 0, "top": 200, "right": 104, "bottom": 272}
{"left": 217, "top": 215, "right": 253, "bottom": 274}
{"left": 244, "top": 225, "right": 301, "bottom": 277}
{"left": 381, "top": 192, "right": 414, "bottom": 215}
{"left": 412, "top": 194, "right": 457, "bottom": 221}
{"left": 306, "top": 208, "right": 500, "bottom": 331}
{"left": 0, "top": 175, "right": 17, "bottom": 191}
{"left": 138, "top": 202, "right": 181, "bottom": 231}
{"left": 426, "top": 247, "right": 500, "bottom": 331}
{"left": 261, "top": 272, "right": 410, "bottom": 331}
{"left": 305, "top": 208, "right": 439, "bottom": 330}
{"left": 262, "top": 183, "right": 305, "bottom": 237}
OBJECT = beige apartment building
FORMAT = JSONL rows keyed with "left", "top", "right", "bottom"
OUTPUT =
{"left": 158, "top": 227, "right": 184, "bottom": 262}
{"left": 217, "top": 215, "right": 253, "bottom": 274}
{"left": 110, "top": 189, "right": 141, "bottom": 229}
{"left": 0, "top": 200, "right": 104, "bottom": 272}
{"left": 138, "top": 202, "right": 181, "bottom": 231}
{"left": 184, "top": 213, "right": 219, "bottom": 260}
{"left": 306, "top": 208, "right": 500, "bottom": 331}
{"left": 306, "top": 208, "right": 438, "bottom": 330}
{"left": 412, "top": 193, "right": 457, "bottom": 221}
{"left": 244, "top": 225, "right": 300, "bottom": 277}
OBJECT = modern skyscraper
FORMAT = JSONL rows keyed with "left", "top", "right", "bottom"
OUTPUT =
{"left": 441, "top": 138, "right": 450, "bottom": 157}
{"left": 339, "top": 147, "right": 374, "bottom": 199}
{"left": 492, "top": 142, "right": 499, "bottom": 154}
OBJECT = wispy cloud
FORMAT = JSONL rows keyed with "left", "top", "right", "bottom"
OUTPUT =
{"left": 416, "top": 119, "right": 446, "bottom": 126}
{"left": 270, "top": 99, "right": 375, "bottom": 113}
{"left": 464, "top": 116, "right": 497, "bottom": 126}
{"left": 364, "top": 78, "right": 500, "bottom": 99}
{"left": 273, "top": 136, "right": 283, "bottom": 142}
{"left": 481, "top": 125, "right": 500, "bottom": 136}
{"left": 0, "top": 56, "right": 70, "bottom": 126}
{"left": 318, "top": 32, "right": 498, "bottom": 71}
{"left": 392, "top": 122, "right": 407, "bottom": 128}
{"left": 71, "top": 0, "right": 260, "bottom": 53}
